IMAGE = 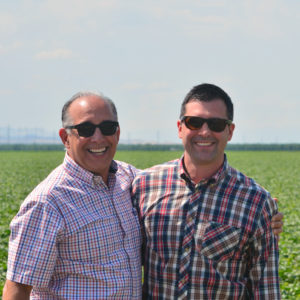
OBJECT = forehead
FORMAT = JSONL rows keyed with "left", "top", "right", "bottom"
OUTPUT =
{"left": 185, "top": 99, "right": 228, "bottom": 118}
{"left": 69, "top": 95, "right": 114, "bottom": 123}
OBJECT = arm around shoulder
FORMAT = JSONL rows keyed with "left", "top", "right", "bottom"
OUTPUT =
{"left": 3, "top": 279, "right": 32, "bottom": 300}
{"left": 271, "top": 197, "right": 284, "bottom": 236}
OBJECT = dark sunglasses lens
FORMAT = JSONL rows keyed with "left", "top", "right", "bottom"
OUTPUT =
{"left": 99, "top": 121, "right": 118, "bottom": 136}
{"left": 207, "top": 119, "right": 227, "bottom": 132}
{"left": 185, "top": 117, "right": 205, "bottom": 130}
{"left": 77, "top": 124, "right": 96, "bottom": 137}
{"left": 184, "top": 117, "right": 229, "bottom": 132}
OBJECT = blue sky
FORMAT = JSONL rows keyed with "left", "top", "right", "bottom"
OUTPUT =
{"left": 1, "top": 0, "right": 299, "bottom": 144}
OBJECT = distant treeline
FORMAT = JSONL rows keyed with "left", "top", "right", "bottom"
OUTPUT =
{"left": 0, "top": 143, "right": 299, "bottom": 151}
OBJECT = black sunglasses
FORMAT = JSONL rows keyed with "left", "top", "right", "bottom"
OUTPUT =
{"left": 66, "top": 120, "right": 119, "bottom": 137}
{"left": 181, "top": 116, "right": 232, "bottom": 132}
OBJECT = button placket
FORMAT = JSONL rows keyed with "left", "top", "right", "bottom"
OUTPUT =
{"left": 178, "top": 191, "right": 200, "bottom": 296}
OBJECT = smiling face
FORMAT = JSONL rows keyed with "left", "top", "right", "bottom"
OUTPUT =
{"left": 178, "top": 99, "right": 235, "bottom": 174}
{"left": 59, "top": 95, "right": 120, "bottom": 182}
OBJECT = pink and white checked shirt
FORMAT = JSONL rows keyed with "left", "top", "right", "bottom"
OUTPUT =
{"left": 7, "top": 154, "right": 142, "bottom": 299}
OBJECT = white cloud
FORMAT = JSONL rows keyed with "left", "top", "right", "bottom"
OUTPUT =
{"left": 140, "top": 0, "right": 300, "bottom": 40}
{"left": 1, "top": 0, "right": 299, "bottom": 143}
{"left": 35, "top": 48, "right": 75, "bottom": 60}
{"left": 0, "top": 41, "right": 23, "bottom": 55}
{"left": 121, "top": 81, "right": 169, "bottom": 92}
{"left": 41, "top": 0, "right": 118, "bottom": 19}
{"left": 0, "top": 12, "right": 18, "bottom": 36}
{"left": 0, "top": 89, "right": 14, "bottom": 95}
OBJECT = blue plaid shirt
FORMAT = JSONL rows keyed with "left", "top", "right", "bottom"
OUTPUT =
{"left": 132, "top": 155, "right": 280, "bottom": 299}
{"left": 7, "top": 154, "right": 142, "bottom": 299}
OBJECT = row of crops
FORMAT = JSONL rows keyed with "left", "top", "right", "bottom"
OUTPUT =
{"left": 0, "top": 151, "right": 299, "bottom": 298}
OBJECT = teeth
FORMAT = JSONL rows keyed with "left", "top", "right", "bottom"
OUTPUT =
{"left": 89, "top": 147, "right": 106, "bottom": 153}
{"left": 196, "top": 142, "right": 212, "bottom": 146}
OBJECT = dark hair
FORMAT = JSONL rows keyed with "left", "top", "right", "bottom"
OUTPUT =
{"left": 61, "top": 91, "right": 118, "bottom": 128}
{"left": 180, "top": 83, "right": 234, "bottom": 120}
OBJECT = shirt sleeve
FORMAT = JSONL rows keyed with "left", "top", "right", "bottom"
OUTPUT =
{"left": 6, "top": 194, "right": 64, "bottom": 287}
{"left": 248, "top": 196, "right": 281, "bottom": 299}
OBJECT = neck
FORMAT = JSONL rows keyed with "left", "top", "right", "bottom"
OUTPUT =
{"left": 183, "top": 155, "right": 224, "bottom": 184}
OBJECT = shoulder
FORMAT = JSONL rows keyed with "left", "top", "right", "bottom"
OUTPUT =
{"left": 227, "top": 165, "right": 270, "bottom": 198}
{"left": 17, "top": 163, "right": 69, "bottom": 216}
{"left": 30, "top": 163, "right": 67, "bottom": 197}
{"left": 136, "top": 158, "right": 179, "bottom": 178}
{"left": 226, "top": 165, "right": 277, "bottom": 228}
{"left": 114, "top": 160, "right": 138, "bottom": 179}
{"left": 10, "top": 171, "right": 66, "bottom": 238}
{"left": 132, "top": 158, "right": 180, "bottom": 191}
{"left": 133, "top": 159, "right": 179, "bottom": 181}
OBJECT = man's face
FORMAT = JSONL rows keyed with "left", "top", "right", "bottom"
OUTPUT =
{"left": 59, "top": 95, "right": 120, "bottom": 181}
{"left": 178, "top": 99, "right": 235, "bottom": 171}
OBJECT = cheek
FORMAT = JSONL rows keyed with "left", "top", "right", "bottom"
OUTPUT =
{"left": 106, "top": 136, "right": 119, "bottom": 149}
{"left": 217, "top": 132, "right": 230, "bottom": 145}
{"left": 71, "top": 140, "right": 86, "bottom": 154}
{"left": 178, "top": 126, "right": 191, "bottom": 141}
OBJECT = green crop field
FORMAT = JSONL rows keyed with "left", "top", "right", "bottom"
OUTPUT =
{"left": 0, "top": 150, "right": 299, "bottom": 298}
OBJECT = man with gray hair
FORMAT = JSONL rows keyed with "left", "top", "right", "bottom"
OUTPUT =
{"left": 3, "top": 92, "right": 142, "bottom": 299}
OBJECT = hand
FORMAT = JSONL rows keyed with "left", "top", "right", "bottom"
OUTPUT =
{"left": 271, "top": 198, "right": 283, "bottom": 237}
{"left": 3, "top": 280, "right": 32, "bottom": 300}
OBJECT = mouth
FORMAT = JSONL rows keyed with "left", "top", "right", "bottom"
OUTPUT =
{"left": 87, "top": 147, "right": 107, "bottom": 155}
{"left": 195, "top": 141, "right": 214, "bottom": 147}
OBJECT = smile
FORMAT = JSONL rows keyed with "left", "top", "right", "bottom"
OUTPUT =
{"left": 195, "top": 141, "right": 214, "bottom": 146}
{"left": 88, "top": 147, "right": 107, "bottom": 154}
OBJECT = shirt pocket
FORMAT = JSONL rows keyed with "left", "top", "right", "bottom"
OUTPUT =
{"left": 196, "top": 221, "right": 241, "bottom": 262}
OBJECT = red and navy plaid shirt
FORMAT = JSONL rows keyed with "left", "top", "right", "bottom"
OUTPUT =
{"left": 132, "top": 155, "right": 280, "bottom": 299}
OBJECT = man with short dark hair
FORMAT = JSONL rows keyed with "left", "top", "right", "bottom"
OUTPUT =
{"left": 132, "top": 83, "right": 281, "bottom": 299}
{"left": 3, "top": 92, "right": 142, "bottom": 299}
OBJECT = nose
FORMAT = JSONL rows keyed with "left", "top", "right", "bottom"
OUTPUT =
{"left": 197, "top": 121, "right": 211, "bottom": 136}
{"left": 90, "top": 127, "right": 104, "bottom": 141}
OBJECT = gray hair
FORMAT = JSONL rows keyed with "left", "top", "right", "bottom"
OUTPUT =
{"left": 61, "top": 91, "right": 118, "bottom": 129}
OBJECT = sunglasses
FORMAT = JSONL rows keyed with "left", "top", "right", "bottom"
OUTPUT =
{"left": 66, "top": 120, "right": 119, "bottom": 137}
{"left": 181, "top": 116, "right": 232, "bottom": 132}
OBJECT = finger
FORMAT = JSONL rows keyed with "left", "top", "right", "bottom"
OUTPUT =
{"left": 273, "top": 224, "right": 283, "bottom": 232}
{"left": 273, "top": 228, "right": 283, "bottom": 235}
{"left": 271, "top": 221, "right": 283, "bottom": 230}
{"left": 272, "top": 212, "right": 284, "bottom": 222}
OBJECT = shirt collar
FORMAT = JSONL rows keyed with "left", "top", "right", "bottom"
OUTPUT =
{"left": 179, "top": 154, "right": 229, "bottom": 186}
{"left": 63, "top": 153, "right": 118, "bottom": 186}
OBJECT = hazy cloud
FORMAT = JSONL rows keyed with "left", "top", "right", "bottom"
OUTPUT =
{"left": 121, "top": 82, "right": 169, "bottom": 92}
{"left": 0, "top": 41, "right": 23, "bottom": 55}
{"left": 0, "top": 0, "right": 299, "bottom": 143}
{"left": 0, "top": 13, "right": 18, "bottom": 36}
{"left": 35, "top": 48, "right": 75, "bottom": 60}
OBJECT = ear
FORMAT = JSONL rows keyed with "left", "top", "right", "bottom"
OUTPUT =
{"left": 59, "top": 128, "right": 70, "bottom": 149}
{"left": 115, "top": 126, "right": 120, "bottom": 143}
{"left": 177, "top": 120, "right": 183, "bottom": 139}
{"left": 227, "top": 123, "right": 235, "bottom": 142}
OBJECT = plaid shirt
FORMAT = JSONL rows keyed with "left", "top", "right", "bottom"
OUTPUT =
{"left": 7, "top": 154, "right": 142, "bottom": 299}
{"left": 132, "top": 155, "right": 280, "bottom": 299}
